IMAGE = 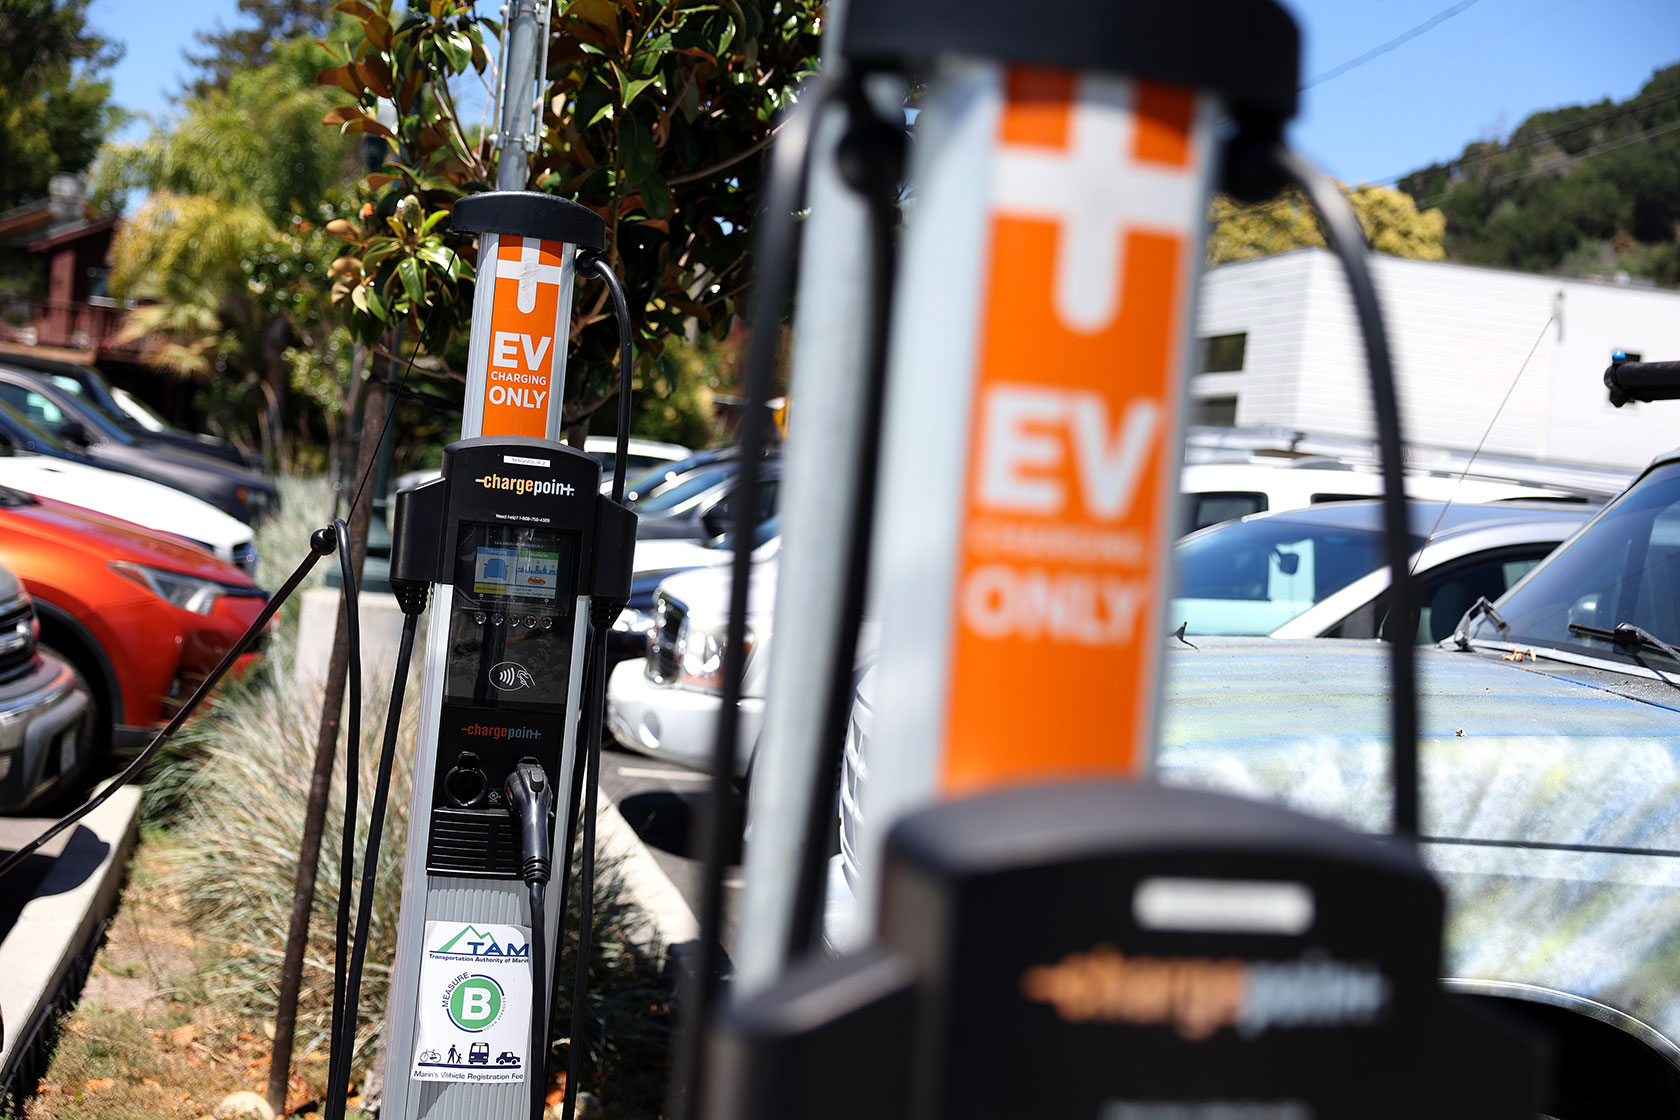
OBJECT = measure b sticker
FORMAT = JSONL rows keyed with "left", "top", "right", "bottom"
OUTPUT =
{"left": 411, "top": 921, "right": 532, "bottom": 1084}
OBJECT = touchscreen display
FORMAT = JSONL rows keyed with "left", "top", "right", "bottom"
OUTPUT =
{"left": 455, "top": 523, "right": 576, "bottom": 606}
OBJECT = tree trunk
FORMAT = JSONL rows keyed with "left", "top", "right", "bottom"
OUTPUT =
{"left": 262, "top": 314, "right": 293, "bottom": 470}
{"left": 265, "top": 353, "right": 389, "bottom": 1114}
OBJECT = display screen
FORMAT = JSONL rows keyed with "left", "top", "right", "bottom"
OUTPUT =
{"left": 454, "top": 523, "right": 576, "bottom": 606}
{"left": 472, "top": 545, "right": 560, "bottom": 599}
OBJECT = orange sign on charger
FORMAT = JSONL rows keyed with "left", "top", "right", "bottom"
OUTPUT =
{"left": 940, "top": 69, "right": 1206, "bottom": 794}
{"left": 481, "top": 234, "right": 568, "bottom": 438}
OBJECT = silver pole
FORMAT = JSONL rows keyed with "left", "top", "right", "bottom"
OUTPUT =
{"left": 734, "top": 0, "right": 906, "bottom": 994}
{"left": 495, "top": 0, "right": 549, "bottom": 191}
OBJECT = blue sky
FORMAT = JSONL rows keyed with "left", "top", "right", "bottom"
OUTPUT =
{"left": 87, "top": 0, "right": 1680, "bottom": 188}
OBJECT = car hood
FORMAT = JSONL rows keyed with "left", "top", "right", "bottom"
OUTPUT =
{"left": 1, "top": 496, "right": 254, "bottom": 583}
{"left": 0, "top": 454, "right": 254, "bottom": 550}
{"left": 1159, "top": 638, "right": 1680, "bottom": 1051}
{"left": 657, "top": 552, "right": 779, "bottom": 623}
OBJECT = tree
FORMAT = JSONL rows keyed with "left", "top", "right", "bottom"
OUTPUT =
{"left": 182, "top": 0, "right": 338, "bottom": 98}
{"left": 1206, "top": 181, "right": 1447, "bottom": 266}
{"left": 99, "top": 36, "right": 360, "bottom": 462}
{"left": 1397, "top": 63, "right": 1680, "bottom": 281}
{"left": 320, "top": 0, "right": 824, "bottom": 437}
{"left": 0, "top": 0, "right": 122, "bottom": 212}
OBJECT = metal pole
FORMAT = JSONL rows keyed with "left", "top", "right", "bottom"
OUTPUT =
{"left": 495, "top": 0, "right": 549, "bottom": 191}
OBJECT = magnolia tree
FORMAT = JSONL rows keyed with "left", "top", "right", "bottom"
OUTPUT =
{"left": 320, "top": 0, "right": 823, "bottom": 432}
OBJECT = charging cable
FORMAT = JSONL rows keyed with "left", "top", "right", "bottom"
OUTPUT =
{"left": 506, "top": 758, "right": 556, "bottom": 1120}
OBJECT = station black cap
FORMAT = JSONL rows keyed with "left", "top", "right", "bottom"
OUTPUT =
{"left": 842, "top": 0, "right": 1300, "bottom": 125}
{"left": 452, "top": 190, "right": 608, "bottom": 251}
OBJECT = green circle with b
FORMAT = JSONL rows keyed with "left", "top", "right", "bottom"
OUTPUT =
{"left": 448, "top": 975, "right": 504, "bottom": 1032}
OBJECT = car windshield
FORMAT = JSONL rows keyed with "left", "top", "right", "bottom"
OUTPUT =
{"left": 47, "top": 372, "right": 129, "bottom": 426}
{"left": 636, "top": 465, "right": 732, "bottom": 514}
{"left": 1470, "top": 459, "right": 1680, "bottom": 666}
{"left": 1173, "top": 516, "right": 1400, "bottom": 636}
{"left": 112, "top": 387, "right": 169, "bottom": 432}
{"left": 0, "top": 398, "right": 67, "bottom": 450}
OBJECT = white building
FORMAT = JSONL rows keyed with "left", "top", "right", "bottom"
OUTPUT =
{"left": 1192, "top": 248, "right": 1680, "bottom": 474}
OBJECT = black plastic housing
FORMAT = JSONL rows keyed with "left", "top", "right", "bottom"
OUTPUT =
{"left": 841, "top": 0, "right": 1300, "bottom": 125}
{"left": 452, "top": 190, "right": 607, "bottom": 250}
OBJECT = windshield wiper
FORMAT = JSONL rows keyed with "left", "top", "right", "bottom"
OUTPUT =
{"left": 1567, "top": 621, "right": 1680, "bottom": 665}
{"left": 1452, "top": 595, "right": 1509, "bottom": 650}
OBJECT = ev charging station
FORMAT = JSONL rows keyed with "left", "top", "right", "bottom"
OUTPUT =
{"left": 694, "top": 0, "right": 1549, "bottom": 1116}
{"left": 376, "top": 191, "right": 635, "bottom": 1120}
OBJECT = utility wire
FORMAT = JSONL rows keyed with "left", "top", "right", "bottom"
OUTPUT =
{"left": 1408, "top": 314, "right": 1555, "bottom": 578}
{"left": 1369, "top": 86, "right": 1680, "bottom": 188}
{"left": 1301, "top": 0, "right": 1482, "bottom": 90}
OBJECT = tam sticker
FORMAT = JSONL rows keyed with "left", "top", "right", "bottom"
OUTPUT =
{"left": 411, "top": 920, "right": 533, "bottom": 1084}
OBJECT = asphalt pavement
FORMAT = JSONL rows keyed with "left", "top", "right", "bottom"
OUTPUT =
{"left": 597, "top": 742, "right": 743, "bottom": 959}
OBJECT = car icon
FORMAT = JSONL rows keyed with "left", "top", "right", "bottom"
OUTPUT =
{"left": 468, "top": 1042, "right": 490, "bottom": 1065}
{"left": 497, "top": 1051, "right": 519, "bottom": 1065}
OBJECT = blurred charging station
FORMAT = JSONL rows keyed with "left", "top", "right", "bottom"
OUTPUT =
{"left": 689, "top": 1, "right": 1549, "bottom": 1117}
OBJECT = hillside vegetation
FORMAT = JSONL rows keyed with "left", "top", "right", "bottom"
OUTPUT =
{"left": 1399, "top": 62, "right": 1680, "bottom": 284}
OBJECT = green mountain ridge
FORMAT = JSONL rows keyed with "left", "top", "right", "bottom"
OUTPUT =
{"left": 1397, "top": 62, "right": 1680, "bottom": 286}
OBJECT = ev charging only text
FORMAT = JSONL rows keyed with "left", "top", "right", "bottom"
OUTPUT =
{"left": 486, "top": 329, "right": 552, "bottom": 410}
{"left": 965, "top": 385, "right": 1157, "bottom": 645}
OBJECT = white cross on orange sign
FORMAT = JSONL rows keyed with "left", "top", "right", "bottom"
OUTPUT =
{"left": 481, "top": 234, "right": 570, "bottom": 438}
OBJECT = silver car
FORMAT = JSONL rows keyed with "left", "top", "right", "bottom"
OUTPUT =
{"left": 0, "top": 564, "right": 91, "bottom": 813}
{"left": 1174, "top": 499, "right": 1595, "bottom": 644}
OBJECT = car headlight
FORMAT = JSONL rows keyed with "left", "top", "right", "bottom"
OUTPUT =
{"left": 110, "top": 562, "right": 226, "bottom": 614}
{"left": 677, "top": 619, "right": 753, "bottom": 693}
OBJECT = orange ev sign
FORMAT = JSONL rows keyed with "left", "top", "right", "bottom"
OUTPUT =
{"left": 481, "top": 234, "right": 568, "bottom": 438}
{"left": 941, "top": 68, "right": 1205, "bottom": 794}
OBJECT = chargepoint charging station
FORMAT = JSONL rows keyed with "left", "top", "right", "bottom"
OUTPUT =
{"left": 678, "top": 1, "right": 1550, "bottom": 1116}
{"left": 378, "top": 191, "right": 634, "bottom": 1120}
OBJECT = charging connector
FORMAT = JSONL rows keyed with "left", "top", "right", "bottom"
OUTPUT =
{"left": 507, "top": 759, "right": 555, "bottom": 1120}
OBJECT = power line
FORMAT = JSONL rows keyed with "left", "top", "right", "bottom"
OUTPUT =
{"left": 1371, "top": 85, "right": 1680, "bottom": 187}
{"left": 1416, "top": 116, "right": 1680, "bottom": 206}
{"left": 1302, "top": 0, "right": 1482, "bottom": 90}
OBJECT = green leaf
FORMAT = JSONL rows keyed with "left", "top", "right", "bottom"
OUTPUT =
{"left": 619, "top": 117, "right": 656, "bottom": 182}
{"left": 420, "top": 210, "right": 449, "bottom": 236}
{"left": 439, "top": 28, "right": 474, "bottom": 72}
{"left": 639, "top": 173, "right": 673, "bottom": 220}
{"left": 619, "top": 74, "right": 659, "bottom": 108}
{"left": 365, "top": 280, "right": 388, "bottom": 320}
{"left": 397, "top": 255, "right": 427, "bottom": 307}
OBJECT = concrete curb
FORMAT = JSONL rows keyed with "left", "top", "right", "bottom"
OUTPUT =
{"left": 0, "top": 783, "right": 142, "bottom": 1096}
{"left": 595, "top": 789, "right": 698, "bottom": 951}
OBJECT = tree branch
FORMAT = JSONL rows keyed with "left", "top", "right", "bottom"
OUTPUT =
{"left": 666, "top": 122, "right": 783, "bottom": 186}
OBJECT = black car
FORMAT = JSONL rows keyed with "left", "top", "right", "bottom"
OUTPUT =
{"left": 12, "top": 355, "right": 262, "bottom": 469}
{"left": 0, "top": 366, "right": 279, "bottom": 523}
{"left": 0, "top": 563, "right": 93, "bottom": 813}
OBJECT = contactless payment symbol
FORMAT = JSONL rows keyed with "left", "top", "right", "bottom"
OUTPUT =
{"left": 447, "top": 975, "right": 505, "bottom": 1032}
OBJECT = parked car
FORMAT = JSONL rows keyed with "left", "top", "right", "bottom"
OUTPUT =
{"left": 1174, "top": 499, "right": 1594, "bottom": 643}
{"left": 0, "top": 486, "right": 268, "bottom": 752}
{"left": 0, "top": 437, "right": 258, "bottom": 573}
{"left": 1179, "top": 458, "right": 1593, "bottom": 534}
{"left": 0, "top": 563, "right": 93, "bottom": 813}
{"left": 607, "top": 545, "right": 780, "bottom": 777}
{"left": 834, "top": 443, "right": 1680, "bottom": 1115}
{"left": 0, "top": 352, "right": 260, "bottom": 468}
{"left": 609, "top": 516, "right": 782, "bottom": 669}
{"left": 633, "top": 458, "right": 783, "bottom": 542}
{"left": 0, "top": 364, "right": 279, "bottom": 523}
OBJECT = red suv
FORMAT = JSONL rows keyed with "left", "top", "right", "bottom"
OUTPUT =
{"left": 0, "top": 485, "right": 267, "bottom": 750}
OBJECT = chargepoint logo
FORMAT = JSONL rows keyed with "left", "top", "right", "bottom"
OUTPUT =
{"left": 473, "top": 472, "right": 575, "bottom": 498}
{"left": 489, "top": 661, "right": 537, "bottom": 691}
{"left": 1021, "top": 945, "right": 1389, "bottom": 1040}
{"left": 460, "top": 722, "right": 542, "bottom": 741}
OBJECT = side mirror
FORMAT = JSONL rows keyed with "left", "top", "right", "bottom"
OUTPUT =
{"left": 59, "top": 420, "right": 91, "bottom": 446}
{"left": 1273, "top": 547, "right": 1301, "bottom": 576}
